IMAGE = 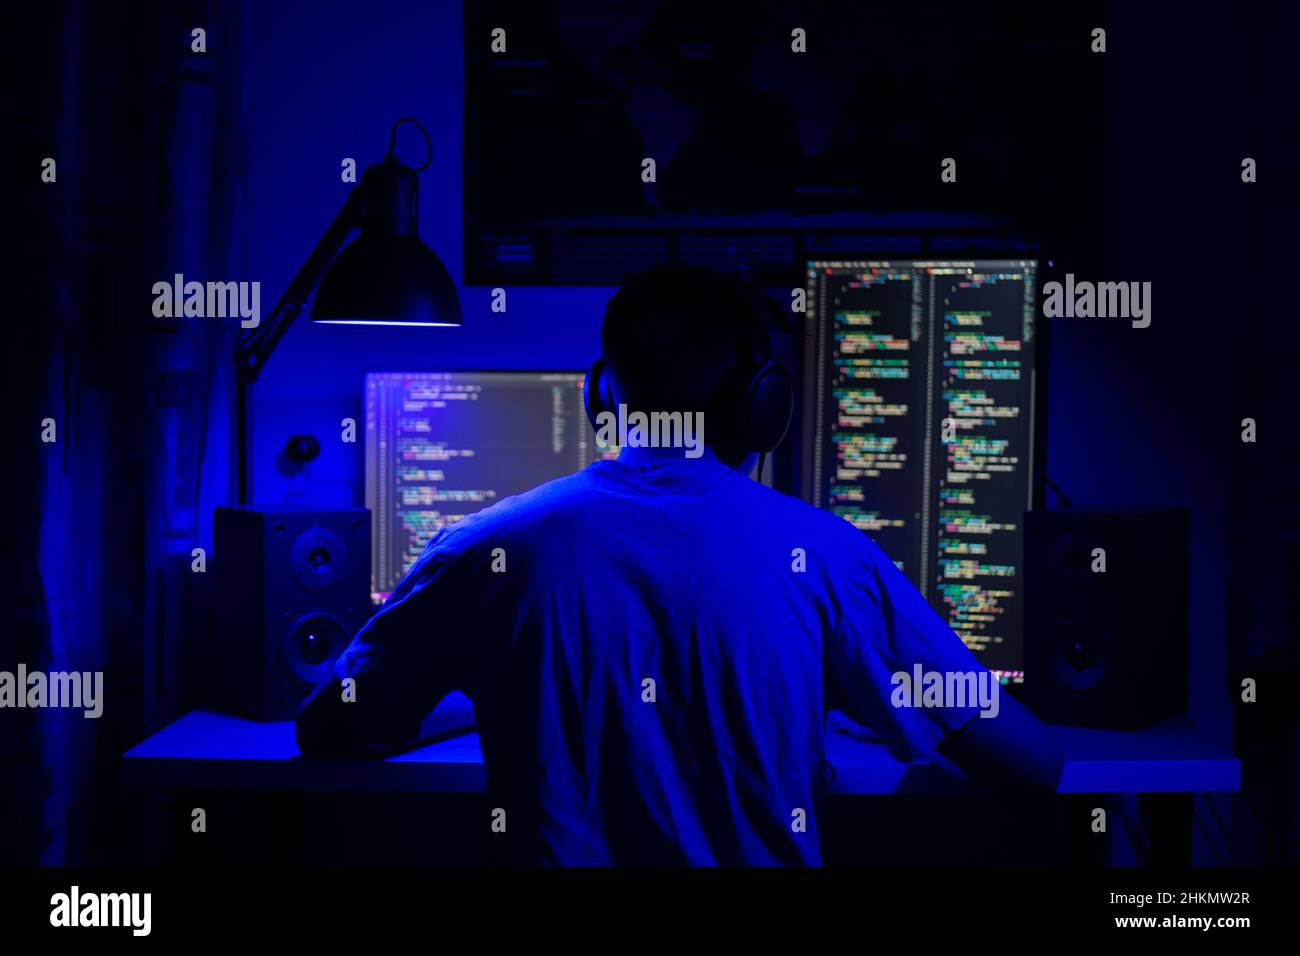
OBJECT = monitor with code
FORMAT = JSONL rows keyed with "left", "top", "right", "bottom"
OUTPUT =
{"left": 365, "top": 371, "right": 613, "bottom": 602}
{"left": 802, "top": 260, "right": 1040, "bottom": 683}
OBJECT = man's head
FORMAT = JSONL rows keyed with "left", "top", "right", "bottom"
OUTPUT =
{"left": 589, "top": 265, "right": 791, "bottom": 469}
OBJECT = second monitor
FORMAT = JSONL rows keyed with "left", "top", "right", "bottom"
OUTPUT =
{"left": 802, "top": 259, "right": 1041, "bottom": 683}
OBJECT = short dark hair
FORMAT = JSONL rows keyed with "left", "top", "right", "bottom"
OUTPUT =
{"left": 600, "top": 266, "right": 765, "bottom": 430}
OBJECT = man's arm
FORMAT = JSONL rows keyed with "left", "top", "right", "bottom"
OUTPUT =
{"left": 297, "top": 673, "right": 381, "bottom": 759}
{"left": 295, "top": 639, "right": 428, "bottom": 759}
{"left": 932, "top": 690, "right": 1065, "bottom": 792}
{"left": 826, "top": 539, "right": 1065, "bottom": 792}
{"left": 296, "top": 533, "right": 470, "bottom": 759}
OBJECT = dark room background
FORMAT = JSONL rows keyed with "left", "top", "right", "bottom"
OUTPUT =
{"left": 3, "top": 0, "right": 1298, "bottom": 866}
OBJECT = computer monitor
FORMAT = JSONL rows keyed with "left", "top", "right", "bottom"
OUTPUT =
{"left": 801, "top": 259, "right": 1041, "bottom": 683}
{"left": 364, "top": 371, "right": 613, "bottom": 602}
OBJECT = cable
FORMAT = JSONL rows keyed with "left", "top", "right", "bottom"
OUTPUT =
{"left": 755, "top": 451, "right": 767, "bottom": 486}
{"left": 1044, "top": 474, "right": 1073, "bottom": 508}
{"left": 386, "top": 117, "right": 433, "bottom": 172}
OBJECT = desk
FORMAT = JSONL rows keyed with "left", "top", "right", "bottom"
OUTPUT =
{"left": 123, "top": 710, "right": 1239, "bottom": 795}
{"left": 122, "top": 710, "right": 1239, "bottom": 865}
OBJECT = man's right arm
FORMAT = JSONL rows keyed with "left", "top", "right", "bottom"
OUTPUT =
{"left": 296, "top": 528, "right": 471, "bottom": 759}
{"left": 931, "top": 689, "right": 1065, "bottom": 791}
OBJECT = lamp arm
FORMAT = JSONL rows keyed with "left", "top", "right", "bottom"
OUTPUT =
{"left": 235, "top": 187, "right": 361, "bottom": 384}
{"left": 234, "top": 186, "right": 360, "bottom": 502}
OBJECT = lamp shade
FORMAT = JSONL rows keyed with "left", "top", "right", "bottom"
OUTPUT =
{"left": 311, "top": 233, "right": 462, "bottom": 326}
{"left": 310, "top": 155, "right": 462, "bottom": 327}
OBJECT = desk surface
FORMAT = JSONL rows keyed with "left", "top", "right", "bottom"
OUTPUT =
{"left": 123, "top": 710, "right": 1239, "bottom": 795}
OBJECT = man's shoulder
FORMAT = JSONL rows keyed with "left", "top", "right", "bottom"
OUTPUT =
{"left": 431, "top": 459, "right": 876, "bottom": 564}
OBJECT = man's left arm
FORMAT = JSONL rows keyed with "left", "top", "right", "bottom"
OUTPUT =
{"left": 827, "top": 537, "right": 1064, "bottom": 792}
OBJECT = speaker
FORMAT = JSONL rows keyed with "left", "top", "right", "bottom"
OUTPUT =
{"left": 1024, "top": 508, "right": 1189, "bottom": 730}
{"left": 213, "top": 507, "right": 371, "bottom": 721}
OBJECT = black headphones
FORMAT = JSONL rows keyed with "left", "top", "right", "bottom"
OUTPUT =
{"left": 583, "top": 288, "right": 794, "bottom": 456}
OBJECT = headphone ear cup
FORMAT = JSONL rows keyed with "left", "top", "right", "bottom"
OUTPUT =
{"left": 741, "top": 360, "right": 794, "bottom": 454}
{"left": 584, "top": 359, "right": 614, "bottom": 432}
